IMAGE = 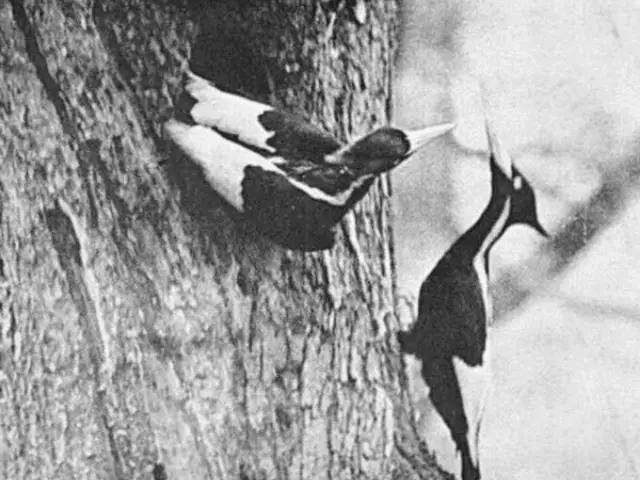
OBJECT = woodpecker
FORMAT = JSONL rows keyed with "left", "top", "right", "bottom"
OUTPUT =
{"left": 397, "top": 122, "right": 547, "bottom": 480}
{"left": 164, "top": 71, "right": 454, "bottom": 250}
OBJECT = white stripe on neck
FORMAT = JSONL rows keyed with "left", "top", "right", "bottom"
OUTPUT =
{"left": 478, "top": 197, "right": 510, "bottom": 262}
{"left": 474, "top": 197, "right": 511, "bottom": 327}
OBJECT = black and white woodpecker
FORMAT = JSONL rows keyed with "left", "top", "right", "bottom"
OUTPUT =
{"left": 164, "top": 71, "right": 454, "bottom": 251}
{"left": 397, "top": 121, "right": 547, "bottom": 480}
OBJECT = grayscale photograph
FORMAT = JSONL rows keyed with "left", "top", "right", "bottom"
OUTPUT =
{"left": 0, "top": 1, "right": 637, "bottom": 479}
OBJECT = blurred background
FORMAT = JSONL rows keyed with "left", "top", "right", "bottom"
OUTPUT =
{"left": 392, "top": 1, "right": 640, "bottom": 478}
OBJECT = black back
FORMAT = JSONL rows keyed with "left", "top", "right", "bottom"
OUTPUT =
{"left": 397, "top": 151, "right": 514, "bottom": 480}
{"left": 398, "top": 250, "right": 488, "bottom": 367}
{"left": 257, "top": 111, "right": 342, "bottom": 163}
{"left": 241, "top": 166, "right": 375, "bottom": 251}
{"left": 400, "top": 152, "right": 512, "bottom": 362}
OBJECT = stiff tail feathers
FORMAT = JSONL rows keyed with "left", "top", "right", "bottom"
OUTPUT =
{"left": 459, "top": 441, "right": 481, "bottom": 480}
{"left": 451, "top": 353, "right": 491, "bottom": 480}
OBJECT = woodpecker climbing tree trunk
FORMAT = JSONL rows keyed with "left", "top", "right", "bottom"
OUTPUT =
{"left": 0, "top": 1, "right": 450, "bottom": 479}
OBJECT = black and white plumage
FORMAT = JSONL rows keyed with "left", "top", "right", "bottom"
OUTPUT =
{"left": 164, "top": 72, "right": 455, "bottom": 250}
{"left": 397, "top": 122, "right": 547, "bottom": 480}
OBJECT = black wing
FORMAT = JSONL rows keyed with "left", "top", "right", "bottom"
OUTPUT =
{"left": 422, "top": 358, "right": 470, "bottom": 449}
{"left": 274, "top": 162, "right": 360, "bottom": 195}
{"left": 241, "top": 166, "right": 356, "bottom": 250}
{"left": 421, "top": 358, "right": 479, "bottom": 480}
{"left": 258, "top": 110, "right": 342, "bottom": 162}
{"left": 406, "top": 255, "right": 487, "bottom": 366}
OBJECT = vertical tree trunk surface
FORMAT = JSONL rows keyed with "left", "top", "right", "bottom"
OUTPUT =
{"left": 0, "top": 1, "right": 451, "bottom": 479}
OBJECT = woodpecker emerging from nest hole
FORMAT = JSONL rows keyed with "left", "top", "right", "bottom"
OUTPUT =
{"left": 164, "top": 71, "right": 454, "bottom": 251}
{"left": 397, "top": 120, "right": 547, "bottom": 480}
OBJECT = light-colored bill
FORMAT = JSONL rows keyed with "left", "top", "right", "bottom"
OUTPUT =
{"left": 484, "top": 117, "right": 513, "bottom": 178}
{"left": 405, "top": 122, "right": 456, "bottom": 154}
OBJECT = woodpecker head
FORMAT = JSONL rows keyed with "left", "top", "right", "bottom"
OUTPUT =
{"left": 507, "top": 167, "right": 548, "bottom": 237}
{"left": 484, "top": 118, "right": 547, "bottom": 236}
{"left": 325, "top": 123, "right": 455, "bottom": 175}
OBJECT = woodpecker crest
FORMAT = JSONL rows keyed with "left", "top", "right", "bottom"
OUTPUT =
{"left": 397, "top": 119, "right": 547, "bottom": 480}
{"left": 165, "top": 71, "right": 454, "bottom": 250}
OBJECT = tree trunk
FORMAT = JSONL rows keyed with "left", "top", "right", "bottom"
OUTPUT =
{"left": 0, "top": 1, "right": 450, "bottom": 478}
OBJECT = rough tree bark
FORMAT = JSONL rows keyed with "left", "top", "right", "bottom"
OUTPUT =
{"left": 0, "top": 1, "right": 450, "bottom": 479}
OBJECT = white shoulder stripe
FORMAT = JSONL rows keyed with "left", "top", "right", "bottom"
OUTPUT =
{"left": 164, "top": 120, "right": 369, "bottom": 210}
{"left": 185, "top": 73, "right": 277, "bottom": 154}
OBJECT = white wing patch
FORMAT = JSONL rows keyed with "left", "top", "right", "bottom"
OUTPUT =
{"left": 452, "top": 344, "right": 492, "bottom": 470}
{"left": 165, "top": 120, "right": 260, "bottom": 211}
{"left": 164, "top": 120, "right": 371, "bottom": 210}
{"left": 185, "top": 72, "right": 277, "bottom": 154}
{"left": 458, "top": 254, "right": 495, "bottom": 472}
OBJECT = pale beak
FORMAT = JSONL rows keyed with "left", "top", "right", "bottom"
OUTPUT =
{"left": 484, "top": 117, "right": 513, "bottom": 178}
{"left": 404, "top": 122, "right": 456, "bottom": 154}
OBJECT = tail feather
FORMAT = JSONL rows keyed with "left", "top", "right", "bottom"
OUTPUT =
{"left": 423, "top": 357, "right": 486, "bottom": 480}
{"left": 453, "top": 347, "right": 491, "bottom": 473}
{"left": 460, "top": 442, "right": 481, "bottom": 480}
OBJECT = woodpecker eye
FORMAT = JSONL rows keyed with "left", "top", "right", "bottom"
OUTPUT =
{"left": 513, "top": 175, "right": 523, "bottom": 190}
